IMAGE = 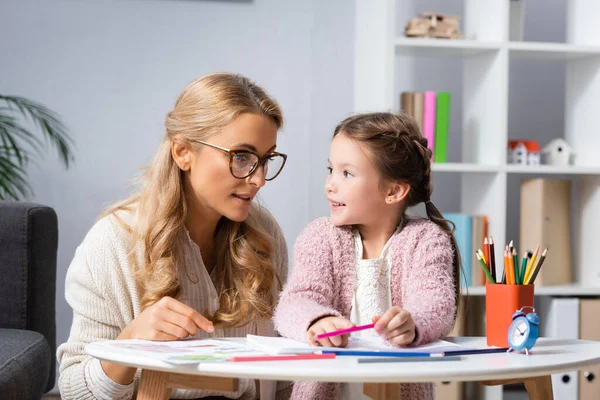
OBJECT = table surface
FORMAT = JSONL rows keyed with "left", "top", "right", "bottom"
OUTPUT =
{"left": 85, "top": 337, "right": 600, "bottom": 383}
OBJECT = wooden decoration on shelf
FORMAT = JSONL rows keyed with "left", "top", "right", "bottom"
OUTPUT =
{"left": 404, "top": 12, "right": 462, "bottom": 39}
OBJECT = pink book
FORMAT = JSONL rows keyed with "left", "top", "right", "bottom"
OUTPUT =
{"left": 423, "top": 91, "right": 436, "bottom": 156}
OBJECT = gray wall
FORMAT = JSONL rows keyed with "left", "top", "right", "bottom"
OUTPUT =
{"left": 0, "top": 0, "right": 353, "bottom": 393}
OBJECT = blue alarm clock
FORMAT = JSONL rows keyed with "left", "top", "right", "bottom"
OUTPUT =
{"left": 507, "top": 306, "right": 539, "bottom": 355}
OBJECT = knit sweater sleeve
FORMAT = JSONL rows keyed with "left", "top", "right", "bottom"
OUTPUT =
{"left": 274, "top": 218, "right": 341, "bottom": 342}
{"left": 57, "top": 217, "right": 138, "bottom": 400}
{"left": 402, "top": 223, "right": 457, "bottom": 347}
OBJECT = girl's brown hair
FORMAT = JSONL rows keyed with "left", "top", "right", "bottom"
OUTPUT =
{"left": 102, "top": 73, "right": 283, "bottom": 327}
{"left": 333, "top": 112, "right": 461, "bottom": 305}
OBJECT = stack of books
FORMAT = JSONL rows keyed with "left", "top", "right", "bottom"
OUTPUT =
{"left": 400, "top": 91, "right": 451, "bottom": 163}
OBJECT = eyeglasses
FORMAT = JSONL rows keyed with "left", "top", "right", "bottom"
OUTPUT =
{"left": 194, "top": 140, "right": 287, "bottom": 181}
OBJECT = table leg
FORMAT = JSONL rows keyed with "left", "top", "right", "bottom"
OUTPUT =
{"left": 481, "top": 375, "right": 553, "bottom": 400}
{"left": 136, "top": 369, "right": 239, "bottom": 399}
{"left": 523, "top": 376, "right": 553, "bottom": 400}
{"left": 137, "top": 370, "right": 172, "bottom": 400}
{"left": 363, "top": 383, "right": 401, "bottom": 400}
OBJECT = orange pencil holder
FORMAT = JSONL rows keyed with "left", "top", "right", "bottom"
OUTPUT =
{"left": 485, "top": 282, "right": 535, "bottom": 347}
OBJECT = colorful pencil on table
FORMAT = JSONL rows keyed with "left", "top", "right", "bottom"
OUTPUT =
{"left": 316, "top": 323, "right": 374, "bottom": 339}
{"left": 476, "top": 251, "right": 495, "bottom": 284}
{"left": 229, "top": 353, "right": 336, "bottom": 362}
{"left": 489, "top": 237, "right": 497, "bottom": 282}
{"left": 527, "top": 248, "right": 548, "bottom": 285}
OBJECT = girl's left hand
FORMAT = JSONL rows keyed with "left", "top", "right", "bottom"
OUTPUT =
{"left": 373, "top": 306, "right": 416, "bottom": 346}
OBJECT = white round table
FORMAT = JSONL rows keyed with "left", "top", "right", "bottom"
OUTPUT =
{"left": 86, "top": 337, "right": 600, "bottom": 399}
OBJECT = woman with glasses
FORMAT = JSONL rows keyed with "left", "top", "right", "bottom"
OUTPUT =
{"left": 57, "top": 73, "right": 291, "bottom": 400}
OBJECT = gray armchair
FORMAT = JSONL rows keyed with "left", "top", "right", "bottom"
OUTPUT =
{"left": 0, "top": 201, "right": 57, "bottom": 400}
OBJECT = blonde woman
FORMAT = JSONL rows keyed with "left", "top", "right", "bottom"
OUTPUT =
{"left": 57, "top": 73, "right": 291, "bottom": 400}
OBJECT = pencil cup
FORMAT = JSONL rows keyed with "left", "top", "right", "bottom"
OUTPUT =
{"left": 485, "top": 283, "right": 534, "bottom": 347}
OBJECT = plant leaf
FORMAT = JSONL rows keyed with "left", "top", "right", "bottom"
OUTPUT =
{"left": 0, "top": 95, "right": 75, "bottom": 168}
{"left": 0, "top": 155, "right": 30, "bottom": 200}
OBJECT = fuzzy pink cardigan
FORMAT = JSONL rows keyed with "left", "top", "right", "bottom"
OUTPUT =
{"left": 274, "top": 217, "right": 457, "bottom": 400}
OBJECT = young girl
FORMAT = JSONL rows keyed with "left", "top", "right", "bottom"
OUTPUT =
{"left": 274, "top": 112, "right": 460, "bottom": 400}
{"left": 57, "top": 73, "right": 291, "bottom": 400}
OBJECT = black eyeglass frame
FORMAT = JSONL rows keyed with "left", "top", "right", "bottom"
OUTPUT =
{"left": 194, "top": 140, "right": 288, "bottom": 181}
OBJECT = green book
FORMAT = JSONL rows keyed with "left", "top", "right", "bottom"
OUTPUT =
{"left": 434, "top": 92, "right": 450, "bottom": 163}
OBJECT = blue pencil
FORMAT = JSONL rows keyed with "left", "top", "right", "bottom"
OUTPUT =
{"left": 322, "top": 350, "right": 431, "bottom": 357}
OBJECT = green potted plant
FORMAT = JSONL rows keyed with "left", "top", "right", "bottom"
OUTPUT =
{"left": 0, "top": 95, "right": 75, "bottom": 200}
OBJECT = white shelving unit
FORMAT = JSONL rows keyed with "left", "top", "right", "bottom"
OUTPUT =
{"left": 355, "top": 2, "right": 600, "bottom": 399}
{"left": 354, "top": 0, "right": 600, "bottom": 289}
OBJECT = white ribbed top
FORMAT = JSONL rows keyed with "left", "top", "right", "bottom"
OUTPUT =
{"left": 56, "top": 206, "right": 288, "bottom": 400}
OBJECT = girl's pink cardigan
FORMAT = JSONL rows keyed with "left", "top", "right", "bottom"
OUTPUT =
{"left": 274, "top": 217, "right": 457, "bottom": 400}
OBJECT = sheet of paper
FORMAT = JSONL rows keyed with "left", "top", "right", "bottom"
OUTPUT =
{"left": 91, "top": 338, "right": 266, "bottom": 364}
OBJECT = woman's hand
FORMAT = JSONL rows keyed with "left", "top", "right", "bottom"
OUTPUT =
{"left": 373, "top": 306, "right": 416, "bottom": 346}
{"left": 102, "top": 296, "right": 214, "bottom": 385}
{"left": 306, "top": 316, "right": 354, "bottom": 348}
{"left": 119, "top": 296, "right": 214, "bottom": 341}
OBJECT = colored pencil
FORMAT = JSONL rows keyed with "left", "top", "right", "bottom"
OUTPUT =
{"left": 323, "top": 350, "right": 431, "bottom": 357}
{"left": 527, "top": 248, "right": 548, "bottom": 285}
{"left": 229, "top": 353, "right": 336, "bottom": 362}
{"left": 524, "top": 245, "right": 540, "bottom": 284}
{"left": 317, "top": 323, "right": 374, "bottom": 339}
{"left": 476, "top": 251, "right": 495, "bottom": 284}
{"left": 519, "top": 251, "right": 528, "bottom": 285}
{"left": 441, "top": 347, "right": 509, "bottom": 356}
{"left": 489, "top": 236, "right": 497, "bottom": 282}
{"left": 508, "top": 249, "right": 516, "bottom": 285}
{"left": 484, "top": 237, "right": 490, "bottom": 281}
{"left": 512, "top": 248, "right": 519, "bottom": 285}
{"left": 520, "top": 251, "right": 531, "bottom": 284}
{"left": 357, "top": 355, "right": 463, "bottom": 363}
{"left": 503, "top": 247, "right": 509, "bottom": 285}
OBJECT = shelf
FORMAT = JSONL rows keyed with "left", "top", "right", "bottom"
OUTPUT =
{"left": 395, "top": 38, "right": 501, "bottom": 57}
{"left": 432, "top": 163, "right": 502, "bottom": 173}
{"left": 508, "top": 41, "right": 600, "bottom": 61}
{"left": 463, "top": 284, "right": 600, "bottom": 297}
{"left": 504, "top": 164, "right": 600, "bottom": 175}
{"left": 432, "top": 163, "right": 600, "bottom": 175}
{"left": 395, "top": 38, "right": 600, "bottom": 61}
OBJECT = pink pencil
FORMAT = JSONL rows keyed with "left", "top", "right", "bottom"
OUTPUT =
{"left": 317, "top": 323, "right": 375, "bottom": 339}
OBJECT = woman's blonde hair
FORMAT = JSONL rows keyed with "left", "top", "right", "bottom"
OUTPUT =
{"left": 102, "top": 73, "right": 284, "bottom": 327}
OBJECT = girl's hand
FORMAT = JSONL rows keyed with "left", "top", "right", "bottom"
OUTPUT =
{"left": 119, "top": 296, "right": 214, "bottom": 341}
{"left": 306, "top": 316, "right": 355, "bottom": 348}
{"left": 373, "top": 306, "right": 416, "bottom": 346}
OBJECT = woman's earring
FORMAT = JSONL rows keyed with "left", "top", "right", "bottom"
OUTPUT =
{"left": 182, "top": 165, "right": 189, "bottom": 171}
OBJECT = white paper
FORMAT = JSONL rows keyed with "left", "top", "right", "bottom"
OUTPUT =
{"left": 91, "top": 338, "right": 266, "bottom": 364}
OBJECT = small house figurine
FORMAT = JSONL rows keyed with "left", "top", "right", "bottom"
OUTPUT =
{"left": 508, "top": 140, "right": 540, "bottom": 165}
{"left": 542, "top": 138, "right": 575, "bottom": 166}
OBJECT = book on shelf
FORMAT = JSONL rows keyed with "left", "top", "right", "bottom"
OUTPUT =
{"left": 519, "top": 178, "right": 572, "bottom": 286}
{"left": 400, "top": 91, "right": 450, "bottom": 163}
{"left": 444, "top": 213, "right": 488, "bottom": 288}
